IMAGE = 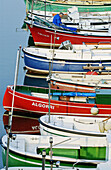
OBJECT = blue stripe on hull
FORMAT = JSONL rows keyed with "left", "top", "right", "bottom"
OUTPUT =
{"left": 24, "top": 54, "right": 111, "bottom": 73}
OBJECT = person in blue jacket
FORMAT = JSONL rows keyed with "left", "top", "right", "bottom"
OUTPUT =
{"left": 53, "top": 12, "right": 64, "bottom": 26}
{"left": 53, "top": 12, "right": 77, "bottom": 33}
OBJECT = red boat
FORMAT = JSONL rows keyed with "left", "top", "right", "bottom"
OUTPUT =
{"left": 3, "top": 111, "right": 40, "bottom": 134}
{"left": 3, "top": 85, "right": 111, "bottom": 118}
{"left": 24, "top": 18, "right": 111, "bottom": 47}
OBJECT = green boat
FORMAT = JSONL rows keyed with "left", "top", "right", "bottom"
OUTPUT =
{"left": 24, "top": 0, "right": 111, "bottom": 13}
{"left": 2, "top": 134, "right": 111, "bottom": 168}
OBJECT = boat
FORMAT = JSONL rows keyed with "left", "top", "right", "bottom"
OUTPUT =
{"left": 3, "top": 85, "right": 111, "bottom": 118}
{"left": 24, "top": 0, "right": 111, "bottom": 13}
{"left": 24, "top": 71, "right": 111, "bottom": 93}
{"left": 24, "top": 17, "right": 111, "bottom": 47}
{"left": 26, "top": 14, "right": 111, "bottom": 33}
{"left": 27, "top": 9, "right": 111, "bottom": 31}
{"left": 1, "top": 134, "right": 111, "bottom": 168}
{"left": 39, "top": 115, "right": 111, "bottom": 137}
{"left": 22, "top": 46, "right": 111, "bottom": 74}
{"left": 3, "top": 111, "right": 40, "bottom": 134}
{"left": 50, "top": 73, "right": 111, "bottom": 92}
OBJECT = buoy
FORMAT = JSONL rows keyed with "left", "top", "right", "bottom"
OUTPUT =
{"left": 91, "top": 105, "right": 99, "bottom": 115}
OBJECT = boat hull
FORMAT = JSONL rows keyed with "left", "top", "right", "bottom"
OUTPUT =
{"left": 23, "top": 47, "right": 111, "bottom": 74}
{"left": 39, "top": 115, "right": 110, "bottom": 137}
{"left": 50, "top": 78, "right": 111, "bottom": 92}
{"left": 3, "top": 85, "right": 111, "bottom": 118}
{"left": 2, "top": 134, "right": 108, "bottom": 168}
{"left": 1, "top": 145, "right": 104, "bottom": 168}
{"left": 26, "top": 21, "right": 111, "bottom": 47}
{"left": 51, "top": 80, "right": 97, "bottom": 92}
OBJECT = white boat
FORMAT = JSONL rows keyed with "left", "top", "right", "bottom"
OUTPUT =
{"left": 50, "top": 73, "right": 111, "bottom": 92}
{"left": 1, "top": 134, "right": 111, "bottom": 169}
{"left": 22, "top": 44, "right": 111, "bottom": 74}
{"left": 39, "top": 115, "right": 111, "bottom": 137}
{"left": 27, "top": 10, "right": 111, "bottom": 31}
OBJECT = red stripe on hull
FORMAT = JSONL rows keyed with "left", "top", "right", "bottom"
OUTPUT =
{"left": 3, "top": 86, "right": 111, "bottom": 118}
{"left": 28, "top": 24, "right": 111, "bottom": 46}
{"left": 3, "top": 86, "right": 67, "bottom": 115}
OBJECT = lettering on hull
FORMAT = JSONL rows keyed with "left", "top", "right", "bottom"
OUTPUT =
{"left": 32, "top": 102, "right": 55, "bottom": 109}
{"left": 32, "top": 125, "right": 40, "bottom": 130}
{"left": 38, "top": 32, "right": 49, "bottom": 37}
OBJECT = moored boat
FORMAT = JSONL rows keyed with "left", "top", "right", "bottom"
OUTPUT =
{"left": 27, "top": 10, "right": 111, "bottom": 31}
{"left": 3, "top": 85, "right": 111, "bottom": 118}
{"left": 24, "top": 17, "right": 111, "bottom": 47}
{"left": 1, "top": 134, "right": 110, "bottom": 168}
{"left": 22, "top": 46, "right": 111, "bottom": 74}
{"left": 50, "top": 73, "right": 111, "bottom": 92}
{"left": 39, "top": 115, "right": 111, "bottom": 137}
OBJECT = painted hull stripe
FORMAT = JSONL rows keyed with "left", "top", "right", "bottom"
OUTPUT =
{"left": 25, "top": 54, "right": 111, "bottom": 64}
{"left": 39, "top": 121, "right": 106, "bottom": 137}
{"left": 5, "top": 91, "right": 111, "bottom": 112}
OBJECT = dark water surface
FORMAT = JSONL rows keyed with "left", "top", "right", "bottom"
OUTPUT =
{"left": 0, "top": 0, "right": 29, "bottom": 168}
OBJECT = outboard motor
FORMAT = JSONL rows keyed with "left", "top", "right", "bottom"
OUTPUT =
{"left": 59, "top": 40, "right": 73, "bottom": 50}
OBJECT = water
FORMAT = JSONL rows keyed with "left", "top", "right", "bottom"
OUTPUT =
{"left": 0, "top": 0, "right": 29, "bottom": 168}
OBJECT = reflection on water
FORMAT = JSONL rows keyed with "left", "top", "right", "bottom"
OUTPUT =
{"left": 0, "top": 0, "right": 29, "bottom": 168}
{"left": 24, "top": 71, "right": 49, "bottom": 88}
{"left": 3, "top": 111, "right": 40, "bottom": 135}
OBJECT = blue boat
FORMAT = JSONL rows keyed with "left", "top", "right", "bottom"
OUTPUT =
{"left": 22, "top": 46, "right": 111, "bottom": 74}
